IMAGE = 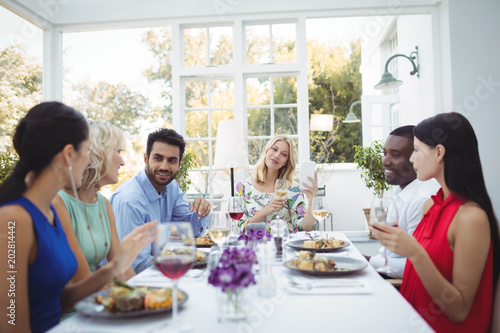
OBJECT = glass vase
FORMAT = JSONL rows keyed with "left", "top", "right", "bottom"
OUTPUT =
{"left": 217, "top": 287, "right": 252, "bottom": 322}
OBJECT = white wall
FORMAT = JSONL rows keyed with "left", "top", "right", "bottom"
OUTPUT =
{"left": 317, "top": 165, "right": 372, "bottom": 231}
{"left": 442, "top": 0, "right": 500, "bottom": 218}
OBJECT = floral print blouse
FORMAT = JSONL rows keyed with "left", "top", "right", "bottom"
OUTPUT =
{"left": 235, "top": 179, "right": 312, "bottom": 233}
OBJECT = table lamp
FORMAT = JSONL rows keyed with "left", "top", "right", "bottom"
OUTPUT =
{"left": 213, "top": 119, "right": 250, "bottom": 197}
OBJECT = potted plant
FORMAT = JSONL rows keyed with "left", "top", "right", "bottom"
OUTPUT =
{"left": 353, "top": 140, "right": 390, "bottom": 237}
{"left": 176, "top": 151, "right": 197, "bottom": 193}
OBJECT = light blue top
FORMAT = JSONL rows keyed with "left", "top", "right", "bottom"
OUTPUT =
{"left": 110, "top": 170, "right": 208, "bottom": 273}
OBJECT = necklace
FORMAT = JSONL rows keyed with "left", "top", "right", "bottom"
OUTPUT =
{"left": 83, "top": 196, "right": 109, "bottom": 271}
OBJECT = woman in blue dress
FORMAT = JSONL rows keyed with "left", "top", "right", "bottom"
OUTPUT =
{"left": 0, "top": 102, "right": 157, "bottom": 333}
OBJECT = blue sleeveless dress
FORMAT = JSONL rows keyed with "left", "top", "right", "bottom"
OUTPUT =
{"left": 4, "top": 197, "right": 77, "bottom": 333}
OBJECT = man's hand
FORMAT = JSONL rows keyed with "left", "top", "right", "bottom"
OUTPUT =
{"left": 190, "top": 197, "right": 211, "bottom": 218}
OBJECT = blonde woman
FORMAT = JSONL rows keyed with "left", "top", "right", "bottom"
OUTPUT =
{"left": 53, "top": 120, "right": 135, "bottom": 283}
{"left": 235, "top": 135, "right": 318, "bottom": 232}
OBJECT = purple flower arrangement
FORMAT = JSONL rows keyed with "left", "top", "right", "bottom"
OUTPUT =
{"left": 208, "top": 247, "right": 258, "bottom": 292}
{"left": 237, "top": 228, "right": 272, "bottom": 244}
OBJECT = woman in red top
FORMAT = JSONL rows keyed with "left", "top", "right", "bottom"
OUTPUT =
{"left": 371, "top": 112, "right": 499, "bottom": 332}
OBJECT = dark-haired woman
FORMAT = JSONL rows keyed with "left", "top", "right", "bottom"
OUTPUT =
{"left": 371, "top": 112, "right": 499, "bottom": 332}
{"left": 0, "top": 102, "right": 157, "bottom": 333}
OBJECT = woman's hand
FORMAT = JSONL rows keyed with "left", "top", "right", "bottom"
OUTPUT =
{"left": 369, "top": 222, "right": 422, "bottom": 260}
{"left": 110, "top": 221, "right": 158, "bottom": 275}
{"left": 301, "top": 172, "right": 318, "bottom": 201}
{"left": 262, "top": 197, "right": 287, "bottom": 216}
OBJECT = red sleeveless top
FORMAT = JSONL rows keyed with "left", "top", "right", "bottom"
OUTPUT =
{"left": 400, "top": 189, "right": 493, "bottom": 333}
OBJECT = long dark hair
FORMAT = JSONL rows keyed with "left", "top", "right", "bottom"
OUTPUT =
{"left": 414, "top": 112, "right": 500, "bottom": 283}
{"left": 0, "top": 102, "right": 89, "bottom": 205}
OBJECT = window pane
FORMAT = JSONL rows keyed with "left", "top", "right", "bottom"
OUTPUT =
{"left": 246, "top": 77, "right": 270, "bottom": 105}
{"left": 186, "top": 141, "right": 209, "bottom": 167}
{"left": 245, "top": 25, "right": 270, "bottom": 64}
{"left": 184, "top": 28, "right": 207, "bottom": 66}
{"left": 289, "top": 137, "right": 299, "bottom": 165}
{"left": 273, "top": 76, "right": 297, "bottom": 104}
{"left": 272, "top": 23, "right": 296, "bottom": 62}
{"left": 248, "top": 139, "right": 268, "bottom": 165}
{"left": 247, "top": 108, "right": 271, "bottom": 136}
{"left": 185, "top": 80, "right": 208, "bottom": 108}
{"left": 211, "top": 110, "right": 234, "bottom": 137}
{"left": 211, "top": 80, "right": 234, "bottom": 108}
{"left": 209, "top": 27, "right": 233, "bottom": 65}
{"left": 275, "top": 107, "right": 297, "bottom": 134}
{"left": 185, "top": 110, "right": 208, "bottom": 138}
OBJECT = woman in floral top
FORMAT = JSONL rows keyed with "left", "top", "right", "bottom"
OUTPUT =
{"left": 235, "top": 135, "right": 318, "bottom": 233}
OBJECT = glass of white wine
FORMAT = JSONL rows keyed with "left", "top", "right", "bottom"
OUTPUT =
{"left": 274, "top": 179, "right": 289, "bottom": 219}
{"left": 208, "top": 211, "right": 232, "bottom": 253}
{"left": 370, "top": 196, "right": 399, "bottom": 274}
{"left": 311, "top": 196, "right": 329, "bottom": 231}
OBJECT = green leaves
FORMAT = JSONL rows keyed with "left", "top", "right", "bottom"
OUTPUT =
{"left": 176, "top": 151, "right": 198, "bottom": 193}
{"left": 0, "top": 152, "right": 18, "bottom": 184}
{"left": 353, "top": 141, "right": 389, "bottom": 197}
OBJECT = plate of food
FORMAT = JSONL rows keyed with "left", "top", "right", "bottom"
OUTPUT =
{"left": 74, "top": 281, "right": 188, "bottom": 318}
{"left": 283, "top": 251, "right": 367, "bottom": 276}
{"left": 195, "top": 234, "right": 215, "bottom": 248}
{"left": 286, "top": 238, "right": 350, "bottom": 252}
{"left": 192, "top": 250, "right": 207, "bottom": 269}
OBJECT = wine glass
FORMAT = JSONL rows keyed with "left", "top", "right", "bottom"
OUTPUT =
{"left": 208, "top": 211, "right": 232, "bottom": 253}
{"left": 370, "top": 196, "right": 399, "bottom": 275}
{"left": 227, "top": 197, "right": 244, "bottom": 237}
{"left": 153, "top": 222, "right": 195, "bottom": 332}
{"left": 274, "top": 179, "right": 289, "bottom": 218}
{"left": 311, "top": 196, "right": 329, "bottom": 232}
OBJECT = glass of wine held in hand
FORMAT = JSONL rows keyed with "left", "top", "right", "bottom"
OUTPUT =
{"left": 153, "top": 222, "right": 195, "bottom": 332}
{"left": 370, "top": 196, "right": 399, "bottom": 275}
{"left": 274, "top": 179, "right": 289, "bottom": 219}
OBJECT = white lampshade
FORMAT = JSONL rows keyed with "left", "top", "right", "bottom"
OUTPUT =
{"left": 213, "top": 119, "right": 250, "bottom": 170}
{"left": 310, "top": 114, "right": 334, "bottom": 131}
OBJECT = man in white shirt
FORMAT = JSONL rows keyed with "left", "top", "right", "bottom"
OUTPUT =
{"left": 367, "top": 125, "right": 440, "bottom": 278}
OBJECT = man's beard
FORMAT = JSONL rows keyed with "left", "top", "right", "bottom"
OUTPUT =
{"left": 145, "top": 164, "right": 177, "bottom": 187}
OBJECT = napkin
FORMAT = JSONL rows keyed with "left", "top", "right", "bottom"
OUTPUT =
{"left": 285, "top": 279, "right": 372, "bottom": 295}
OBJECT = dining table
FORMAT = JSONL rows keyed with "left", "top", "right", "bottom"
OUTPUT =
{"left": 49, "top": 232, "right": 434, "bottom": 333}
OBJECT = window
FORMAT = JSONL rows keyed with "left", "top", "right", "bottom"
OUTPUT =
{"left": 0, "top": 6, "right": 43, "bottom": 154}
{"left": 183, "top": 26, "right": 233, "bottom": 66}
{"left": 245, "top": 22, "right": 297, "bottom": 64}
{"left": 246, "top": 75, "right": 298, "bottom": 164}
{"left": 183, "top": 78, "right": 235, "bottom": 168}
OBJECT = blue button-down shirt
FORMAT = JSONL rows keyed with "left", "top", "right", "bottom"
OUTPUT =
{"left": 111, "top": 170, "right": 208, "bottom": 273}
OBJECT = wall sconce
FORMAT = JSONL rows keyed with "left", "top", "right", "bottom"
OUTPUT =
{"left": 310, "top": 114, "right": 334, "bottom": 131}
{"left": 343, "top": 100, "right": 361, "bottom": 123}
{"left": 374, "top": 46, "right": 420, "bottom": 90}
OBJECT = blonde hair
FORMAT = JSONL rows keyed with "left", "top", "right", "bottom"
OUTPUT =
{"left": 81, "top": 120, "right": 126, "bottom": 189}
{"left": 253, "top": 135, "right": 296, "bottom": 184}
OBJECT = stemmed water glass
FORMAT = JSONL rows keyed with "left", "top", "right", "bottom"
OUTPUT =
{"left": 208, "top": 211, "right": 232, "bottom": 253}
{"left": 370, "top": 196, "right": 399, "bottom": 275}
{"left": 227, "top": 197, "right": 244, "bottom": 237}
{"left": 274, "top": 179, "right": 289, "bottom": 218}
{"left": 153, "top": 222, "right": 195, "bottom": 332}
{"left": 311, "top": 196, "right": 329, "bottom": 231}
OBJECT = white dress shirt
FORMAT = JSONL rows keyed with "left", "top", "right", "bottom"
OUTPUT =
{"left": 369, "top": 178, "right": 440, "bottom": 278}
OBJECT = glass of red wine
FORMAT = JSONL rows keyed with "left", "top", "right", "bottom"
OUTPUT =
{"left": 370, "top": 196, "right": 399, "bottom": 275}
{"left": 153, "top": 222, "right": 195, "bottom": 332}
{"left": 227, "top": 196, "right": 244, "bottom": 236}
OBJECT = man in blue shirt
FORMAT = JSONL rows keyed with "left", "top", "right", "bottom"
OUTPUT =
{"left": 111, "top": 129, "right": 211, "bottom": 273}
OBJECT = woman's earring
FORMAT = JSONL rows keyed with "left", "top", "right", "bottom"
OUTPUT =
{"left": 68, "top": 163, "right": 79, "bottom": 200}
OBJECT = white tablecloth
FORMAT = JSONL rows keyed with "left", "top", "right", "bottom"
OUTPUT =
{"left": 49, "top": 232, "right": 434, "bottom": 333}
